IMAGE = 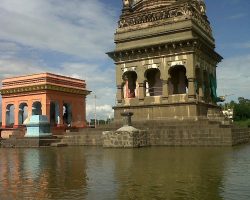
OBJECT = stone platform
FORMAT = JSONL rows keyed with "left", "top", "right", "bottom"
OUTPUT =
{"left": 61, "top": 120, "right": 250, "bottom": 147}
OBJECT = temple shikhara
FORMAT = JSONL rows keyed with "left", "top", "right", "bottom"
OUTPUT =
{"left": 108, "top": 0, "right": 223, "bottom": 122}
{"left": 0, "top": 73, "right": 90, "bottom": 130}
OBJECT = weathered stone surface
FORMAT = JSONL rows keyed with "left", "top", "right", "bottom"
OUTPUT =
{"left": 59, "top": 120, "right": 250, "bottom": 147}
{"left": 102, "top": 127, "right": 149, "bottom": 148}
{"left": 1, "top": 137, "right": 60, "bottom": 148}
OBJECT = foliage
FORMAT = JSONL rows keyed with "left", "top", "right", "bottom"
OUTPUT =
{"left": 221, "top": 97, "right": 250, "bottom": 127}
{"left": 234, "top": 97, "right": 250, "bottom": 121}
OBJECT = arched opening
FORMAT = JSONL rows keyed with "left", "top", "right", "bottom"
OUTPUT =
{"left": 122, "top": 71, "right": 138, "bottom": 98}
{"left": 63, "top": 103, "right": 72, "bottom": 126}
{"left": 6, "top": 104, "right": 15, "bottom": 127}
{"left": 195, "top": 68, "right": 202, "bottom": 95}
{"left": 209, "top": 73, "right": 217, "bottom": 103}
{"left": 145, "top": 68, "right": 162, "bottom": 96}
{"left": 32, "top": 101, "right": 42, "bottom": 115}
{"left": 18, "top": 103, "right": 28, "bottom": 125}
{"left": 203, "top": 70, "right": 210, "bottom": 101}
{"left": 50, "top": 102, "right": 59, "bottom": 126}
{"left": 168, "top": 65, "right": 188, "bottom": 95}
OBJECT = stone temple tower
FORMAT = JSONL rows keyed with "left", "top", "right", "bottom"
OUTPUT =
{"left": 108, "top": 0, "right": 223, "bottom": 122}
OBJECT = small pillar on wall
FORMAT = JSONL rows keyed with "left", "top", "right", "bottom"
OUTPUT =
{"left": 188, "top": 78, "right": 196, "bottom": 100}
{"left": 138, "top": 82, "right": 145, "bottom": 102}
{"left": 162, "top": 79, "right": 169, "bottom": 101}
{"left": 116, "top": 85, "right": 123, "bottom": 104}
{"left": 14, "top": 105, "right": 19, "bottom": 128}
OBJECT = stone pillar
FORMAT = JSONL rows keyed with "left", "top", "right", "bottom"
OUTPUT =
{"left": 162, "top": 79, "right": 169, "bottom": 101}
{"left": 138, "top": 82, "right": 145, "bottom": 101}
{"left": 14, "top": 104, "right": 19, "bottom": 128}
{"left": 116, "top": 84, "right": 123, "bottom": 104}
{"left": 58, "top": 100, "right": 64, "bottom": 127}
{"left": 28, "top": 101, "right": 33, "bottom": 117}
{"left": 2, "top": 105, "right": 7, "bottom": 128}
{"left": 199, "top": 71, "right": 204, "bottom": 101}
{"left": 121, "top": 112, "right": 133, "bottom": 126}
{"left": 42, "top": 101, "right": 50, "bottom": 117}
{"left": 188, "top": 78, "right": 196, "bottom": 100}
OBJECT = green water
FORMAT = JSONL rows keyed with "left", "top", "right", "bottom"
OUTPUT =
{"left": 0, "top": 146, "right": 250, "bottom": 200}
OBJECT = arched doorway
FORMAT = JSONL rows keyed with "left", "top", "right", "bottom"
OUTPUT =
{"left": 122, "top": 71, "right": 138, "bottom": 98}
{"left": 32, "top": 101, "right": 42, "bottom": 115}
{"left": 145, "top": 68, "right": 162, "bottom": 96}
{"left": 6, "top": 104, "right": 15, "bottom": 127}
{"left": 18, "top": 103, "right": 28, "bottom": 125}
{"left": 63, "top": 103, "right": 72, "bottom": 126}
{"left": 203, "top": 70, "right": 210, "bottom": 101}
{"left": 195, "top": 68, "right": 202, "bottom": 95}
{"left": 50, "top": 102, "right": 59, "bottom": 126}
{"left": 168, "top": 65, "right": 188, "bottom": 95}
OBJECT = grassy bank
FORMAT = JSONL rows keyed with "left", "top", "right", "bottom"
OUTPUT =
{"left": 234, "top": 119, "right": 250, "bottom": 128}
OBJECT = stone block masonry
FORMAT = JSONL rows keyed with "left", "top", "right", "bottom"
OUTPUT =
{"left": 61, "top": 121, "right": 250, "bottom": 147}
{"left": 103, "top": 127, "right": 149, "bottom": 148}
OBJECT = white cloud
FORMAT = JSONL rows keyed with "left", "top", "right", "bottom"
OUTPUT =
{"left": 217, "top": 54, "right": 250, "bottom": 101}
{"left": 0, "top": 0, "right": 118, "bottom": 121}
{"left": 228, "top": 13, "right": 248, "bottom": 20}
{"left": 86, "top": 103, "right": 114, "bottom": 120}
{"left": 0, "top": 0, "right": 117, "bottom": 60}
{"left": 236, "top": 42, "right": 250, "bottom": 49}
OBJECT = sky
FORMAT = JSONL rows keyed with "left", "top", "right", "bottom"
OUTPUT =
{"left": 0, "top": 0, "right": 249, "bottom": 121}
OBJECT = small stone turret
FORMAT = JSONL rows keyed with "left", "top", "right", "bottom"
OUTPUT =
{"left": 102, "top": 112, "right": 149, "bottom": 148}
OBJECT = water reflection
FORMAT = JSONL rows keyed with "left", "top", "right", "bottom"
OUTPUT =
{"left": 0, "top": 148, "right": 87, "bottom": 200}
{"left": 103, "top": 148, "right": 228, "bottom": 200}
{"left": 0, "top": 146, "right": 250, "bottom": 200}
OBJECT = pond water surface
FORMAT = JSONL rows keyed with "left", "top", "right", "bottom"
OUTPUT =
{"left": 0, "top": 146, "right": 250, "bottom": 200}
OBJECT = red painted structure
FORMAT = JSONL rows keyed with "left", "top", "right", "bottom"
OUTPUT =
{"left": 0, "top": 73, "right": 90, "bottom": 130}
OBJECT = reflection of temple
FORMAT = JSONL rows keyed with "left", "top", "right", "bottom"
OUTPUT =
{"left": 109, "top": 147, "right": 226, "bottom": 200}
{"left": 0, "top": 73, "right": 90, "bottom": 129}
{"left": 0, "top": 148, "right": 87, "bottom": 199}
{"left": 108, "top": 0, "right": 223, "bottom": 121}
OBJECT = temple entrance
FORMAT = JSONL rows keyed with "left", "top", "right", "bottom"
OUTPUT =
{"left": 145, "top": 68, "right": 162, "bottom": 96}
{"left": 122, "top": 71, "right": 138, "bottom": 98}
{"left": 18, "top": 103, "right": 28, "bottom": 125}
{"left": 50, "top": 102, "right": 59, "bottom": 126}
{"left": 63, "top": 103, "right": 72, "bottom": 126}
{"left": 168, "top": 65, "right": 188, "bottom": 95}
{"left": 32, "top": 102, "right": 42, "bottom": 115}
{"left": 6, "top": 104, "right": 14, "bottom": 127}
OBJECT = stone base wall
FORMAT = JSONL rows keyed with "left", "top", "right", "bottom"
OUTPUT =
{"left": 114, "top": 103, "right": 220, "bottom": 122}
{"left": 60, "top": 122, "right": 250, "bottom": 147}
{"left": 232, "top": 128, "right": 250, "bottom": 145}
{"left": 149, "top": 127, "right": 234, "bottom": 146}
{"left": 61, "top": 128, "right": 104, "bottom": 146}
{"left": 103, "top": 129, "right": 149, "bottom": 148}
{"left": 0, "top": 129, "right": 25, "bottom": 139}
{"left": 1, "top": 137, "right": 60, "bottom": 148}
